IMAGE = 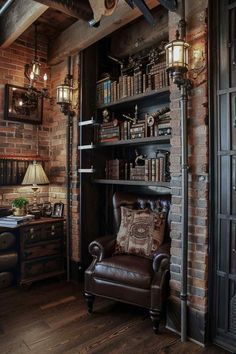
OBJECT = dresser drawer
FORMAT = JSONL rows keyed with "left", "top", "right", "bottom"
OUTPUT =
{"left": 0, "top": 252, "right": 18, "bottom": 271}
{"left": 21, "top": 256, "right": 63, "bottom": 279}
{"left": 0, "top": 232, "right": 15, "bottom": 251}
{"left": 23, "top": 241, "right": 62, "bottom": 260}
{"left": 22, "top": 222, "right": 63, "bottom": 245}
{"left": 0, "top": 271, "right": 14, "bottom": 289}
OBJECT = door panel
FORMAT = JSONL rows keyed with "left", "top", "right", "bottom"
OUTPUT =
{"left": 213, "top": 0, "right": 236, "bottom": 351}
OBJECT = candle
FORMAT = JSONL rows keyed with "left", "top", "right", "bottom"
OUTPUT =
{"left": 43, "top": 73, "right": 47, "bottom": 88}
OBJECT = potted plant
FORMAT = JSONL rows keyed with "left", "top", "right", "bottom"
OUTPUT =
{"left": 12, "top": 197, "right": 29, "bottom": 216}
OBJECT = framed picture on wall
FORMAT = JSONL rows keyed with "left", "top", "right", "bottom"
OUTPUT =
{"left": 4, "top": 84, "right": 43, "bottom": 124}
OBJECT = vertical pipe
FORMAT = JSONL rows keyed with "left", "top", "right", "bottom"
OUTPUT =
{"left": 180, "top": 83, "right": 188, "bottom": 342}
{"left": 66, "top": 56, "right": 72, "bottom": 282}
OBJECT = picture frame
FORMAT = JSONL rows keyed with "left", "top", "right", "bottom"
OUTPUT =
{"left": 52, "top": 202, "right": 64, "bottom": 218}
{"left": 41, "top": 202, "right": 52, "bottom": 217}
{"left": 4, "top": 84, "right": 43, "bottom": 124}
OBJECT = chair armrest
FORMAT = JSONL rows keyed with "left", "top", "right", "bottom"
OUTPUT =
{"left": 152, "top": 243, "right": 170, "bottom": 273}
{"left": 88, "top": 235, "right": 116, "bottom": 261}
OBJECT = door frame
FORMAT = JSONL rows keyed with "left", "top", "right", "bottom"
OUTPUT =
{"left": 209, "top": 0, "right": 236, "bottom": 351}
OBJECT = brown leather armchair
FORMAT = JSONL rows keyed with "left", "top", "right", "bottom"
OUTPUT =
{"left": 84, "top": 192, "right": 171, "bottom": 333}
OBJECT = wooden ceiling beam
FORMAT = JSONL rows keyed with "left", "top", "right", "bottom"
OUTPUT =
{"left": 33, "top": 0, "right": 93, "bottom": 21}
{"left": 0, "top": 0, "right": 48, "bottom": 48}
{"left": 48, "top": 0, "right": 159, "bottom": 65}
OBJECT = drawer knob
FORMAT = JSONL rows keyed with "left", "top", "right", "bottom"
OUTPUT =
{"left": 30, "top": 228, "right": 34, "bottom": 234}
{"left": 51, "top": 232, "right": 55, "bottom": 236}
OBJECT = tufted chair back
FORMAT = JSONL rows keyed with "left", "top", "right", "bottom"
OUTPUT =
{"left": 113, "top": 191, "right": 171, "bottom": 237}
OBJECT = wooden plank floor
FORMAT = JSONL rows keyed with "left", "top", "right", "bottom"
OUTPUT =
{"left": 0, "top": 280, "right": 229, "bottom": 354}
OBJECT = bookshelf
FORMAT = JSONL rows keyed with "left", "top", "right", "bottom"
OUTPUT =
{"left": 79, "top": 20, "right": 171, "bottom": 267}
{"left": 97, "top": 87, "right": 169, "bottom": 109}
{"left": 93, "top": 179, "right": 170, "bottom": 188}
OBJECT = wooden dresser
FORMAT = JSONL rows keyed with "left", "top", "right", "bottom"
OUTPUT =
{"left": 19, "top": 217, "right": 65, "bottom": 286}
{"left": 0, "top": 228, "right": 18, "bottom": 289}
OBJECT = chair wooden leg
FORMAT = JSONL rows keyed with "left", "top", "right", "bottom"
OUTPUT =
{"left": 149, "top": 309, "right": 161, "bottom": 334}
{"left": 84, "top": 292, "right": 95, "bottom": 314}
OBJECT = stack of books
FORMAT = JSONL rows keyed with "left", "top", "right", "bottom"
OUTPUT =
{"left": 0, "top": 214, "right": 35, "bottom": 228}
{"left": 130, "top": 164, "right": 146, "bottom": 181}
{"left": 158, "top": 111, "right": 171, "bottom": 136}
{"left": 98, "top": 121, "right": 120, "bottom": 143}
{"left": 130, "top": 120, "right": 146, "bottom": 139}
{"left": 130, "top": 152, "right": 170, "bottom": 182}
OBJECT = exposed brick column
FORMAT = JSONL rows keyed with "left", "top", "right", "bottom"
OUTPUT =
{"left": 168, "top": 0, "right": 209, "bottom": 343}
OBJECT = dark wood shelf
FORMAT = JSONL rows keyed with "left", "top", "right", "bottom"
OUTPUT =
{"left": 97, "top": 87, "right": 170, "bottom": 109}
{"left": 95, "top": 135, "right": 171, "bottom": 148}
{"left": 93, "top": 179, "right": 171, "bottom": 188}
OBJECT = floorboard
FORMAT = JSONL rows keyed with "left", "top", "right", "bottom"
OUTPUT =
{"left": 0, "top": 280, "right": 229, "bottom": 354}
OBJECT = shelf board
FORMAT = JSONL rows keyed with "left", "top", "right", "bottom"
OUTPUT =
{"left": 93, "top": 179, "right": 170, "bottom": 188}
{"left": 95, "top": 135, "right": 171, "bottom": 147}
{"left": 97, "top": 87, "right": 170, "bottom": 109}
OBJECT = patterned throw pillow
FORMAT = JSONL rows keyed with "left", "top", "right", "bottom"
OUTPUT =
{"left": 115, "top": 206, "right": 166, "bottom": 258}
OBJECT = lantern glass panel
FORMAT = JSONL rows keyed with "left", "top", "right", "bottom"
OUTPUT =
{"left": 165, "top": 40, "right": 190, "bottom": 70}
{"left": 56, "top": 85, "right": 71, "bottom": 104}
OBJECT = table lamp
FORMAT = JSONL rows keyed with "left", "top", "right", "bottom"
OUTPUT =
{"left": 22, "top": 160, "right": 49, "bottom": 217}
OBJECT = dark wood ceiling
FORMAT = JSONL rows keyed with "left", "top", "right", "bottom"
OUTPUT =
{"left": 35, "top": 8, "right": 77, "bottom": 40}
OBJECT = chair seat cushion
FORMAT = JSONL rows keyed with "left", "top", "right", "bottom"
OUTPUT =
{"left": 94, "top": 254, "right": 153, "bottom": 289}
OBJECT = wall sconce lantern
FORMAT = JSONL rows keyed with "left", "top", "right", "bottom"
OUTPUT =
{"left": 56, "top": 73, "right": 74, "bottom": 116}
{"left": 165, "top": 30, "right": 190, "bottom": 87}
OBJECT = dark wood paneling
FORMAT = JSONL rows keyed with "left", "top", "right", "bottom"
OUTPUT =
{"left": 211, "top": 0, "right": 236, "bottom": 351}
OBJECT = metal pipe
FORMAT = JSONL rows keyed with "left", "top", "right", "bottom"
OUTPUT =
{"left": 180, "top": 83, "right": 189, "bottom": 342}
{"left": 66, "top": 55, "right": 72, "bottom": 282}
{"left": 0, "top": 0, "right": 14, "bottom": 16}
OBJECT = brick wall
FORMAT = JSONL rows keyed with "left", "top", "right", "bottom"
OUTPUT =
{"left": 0, "top": 27, "right": 81, "bottom": 264}
{"left": 168, "top": 0, "right": 209, "bottom": 343}
{"left": 0, "top": 28, "right": 51, "bottom": 206}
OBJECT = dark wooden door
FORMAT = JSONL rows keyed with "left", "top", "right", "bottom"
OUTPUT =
{"left": 213, "top": 0, "right": 236, "bottom": 351}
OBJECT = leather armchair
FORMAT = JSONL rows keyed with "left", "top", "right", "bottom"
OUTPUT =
{"left": 84, "top": 192, "right": 171, "bottom": 333}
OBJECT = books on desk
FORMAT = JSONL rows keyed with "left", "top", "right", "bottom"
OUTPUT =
{"left": 0, "top": 214, "right": 35, "bottom": 228}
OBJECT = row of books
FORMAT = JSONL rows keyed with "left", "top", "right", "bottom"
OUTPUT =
{"left": 130, "top": 156, "right": 169, "bottom": 182}
{"left": 0, "top": 214, "right": 35, "bottom": 228}
{"left": 96, "top": 61, "right": 168, "bottom": 106}
{"left": 0, "top": 160, "right": 30, "bottom": 186}
{"left": 105, "top": 153, "right": 170, "bottom": 182}
{"left": 96, "top": 114, "right": 171, "bottom": 143}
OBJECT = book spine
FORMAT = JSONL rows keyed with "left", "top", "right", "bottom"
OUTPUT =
{"left": 151, "top": 159, "right": 156, "bottom": 182}
{"left": 155, "top": 158, "right": 160, "bottom": 182}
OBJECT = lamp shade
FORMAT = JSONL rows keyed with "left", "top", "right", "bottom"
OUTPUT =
{"left": 22, "top": 161, "right": 49, "bottom": 186}
{"left": 165, "top": 38, "right": 190, "bottom": 73}
{"left": 56, "top": 84, "right": 72, "bottom": 105}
